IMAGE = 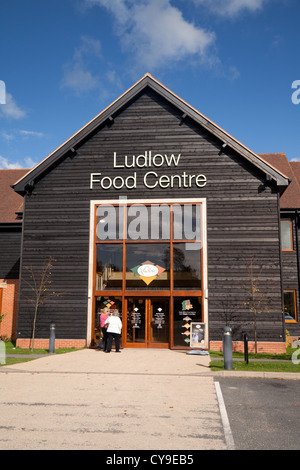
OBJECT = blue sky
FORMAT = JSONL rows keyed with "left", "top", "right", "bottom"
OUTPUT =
{"left": 0, "top": 0, "right": 299, "bottom": 169}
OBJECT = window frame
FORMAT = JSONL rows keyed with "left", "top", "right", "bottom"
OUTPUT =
{"left": 88, "top": 198, "right": 208, "bottom": 348}
{"left": 283, "top": 289, "right": 298, "bottom": 323}
{"left": 280, "top": 219, "right": 294, "bottom": 252}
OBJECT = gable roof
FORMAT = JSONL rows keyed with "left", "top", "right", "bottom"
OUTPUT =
{"left": 12, "top": 73, "right": 290, "bottom": 194}
{"left": 259, "top": 153, "right": 300, "bottom": 209}
{"left": 0, "top": 169, "right": 29, "bottom": 223}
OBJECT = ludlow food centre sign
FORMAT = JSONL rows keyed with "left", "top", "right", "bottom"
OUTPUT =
{"left": 90, "top": 151, "right": 207, "bottom": 190}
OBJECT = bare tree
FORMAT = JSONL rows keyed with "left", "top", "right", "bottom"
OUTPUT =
{"left": 244, "top": 257, "right": 271, "bottom": 356}
{"left": 22, "top": 256, "right": 63, "bottom": 351}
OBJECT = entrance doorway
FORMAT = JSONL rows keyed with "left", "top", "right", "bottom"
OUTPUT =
{"left": 125, "top": 298, "right": 169, "bottom": 348}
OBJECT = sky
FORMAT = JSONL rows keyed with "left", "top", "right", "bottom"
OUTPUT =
{"left": 0, "top": 0, "right": 300, "bottom": 170}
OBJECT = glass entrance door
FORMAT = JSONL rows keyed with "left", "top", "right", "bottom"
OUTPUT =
{"left": 125, "top": 298, "right": 169, "bottom": 348}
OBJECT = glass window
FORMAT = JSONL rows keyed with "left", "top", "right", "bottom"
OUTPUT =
{"left": 96, "top": 244, "right": 123, "bottom": 290}
{"left": 173, "top": 243, "right": 201, "bottom": 289}
{"left": 96, "top": 205, "right": 124, "bottom": 241}
{"left": 173, "top": 204, "right": 201, "bottom": 241}
{"left": 280, "top": 220, "right": 293, "bottom": 251}
{"left": 94, "top": 296, "right": 122, "bottom": 345}
{"left": 284, "top": 290, "right": 297, "bottom": 322}
{"left": 126, "top": 243, "right": 170, "bottom": 289}
{"left": 173, "top": 297, "right": 202, "bottom": 347}
{"left": 126, "top": 204, "right": 170, "bottom": 240}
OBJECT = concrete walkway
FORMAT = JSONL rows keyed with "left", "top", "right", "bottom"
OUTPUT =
{"left": 0, "top": 349, "right": 227, "bottom": 450}
{"left": 0, "top": 349, "right": 299, "bottom": 450}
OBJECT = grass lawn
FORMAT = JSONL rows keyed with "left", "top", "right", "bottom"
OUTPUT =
{"left": 209, "top": 347, "right": 300, "bottom": 373}
{"left": 0, "top": 341, "right": 84, "bottom": 367}
{"left": 210, "top": 360, "right": 300, "bottom": 373}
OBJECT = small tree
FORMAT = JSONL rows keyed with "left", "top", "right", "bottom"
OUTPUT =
{"left": 244, "top": 257, "right": 271, "bottom": 356}
{"left": 22, "top": 256, "right": 63, "bottom": 351}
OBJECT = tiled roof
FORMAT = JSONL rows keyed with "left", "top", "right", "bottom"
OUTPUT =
{"left": 0, "top": 169, "right": 29, "bottom": 223}
{"left": 259, "top": 153, "right": 300, "bottom": 209}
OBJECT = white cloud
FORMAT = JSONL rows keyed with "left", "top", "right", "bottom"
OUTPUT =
{"left": 61, "top": 36, "right": 102, "bottom": 93}
{"left": 20, "top": 130, "right": 44, "bottom": 138}
{"left": 24, "top": 156, "right": 38, "bottom": 168}
{"left": 193, "top": 0, "right": 268, "bottom": 17}
{"left": 0, "top": 130, "right": 15, "bottom": 142}
{"left": 0, "top": 155, "right": 23, "bottom": 169}
{"left": 0, "top": 93, "right": 26, "bottom": 120}
{"left": 84, "top": 0, "right": 216, "bottom": 70}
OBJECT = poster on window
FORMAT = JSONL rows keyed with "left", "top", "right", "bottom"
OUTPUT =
{"left": 190, "top": 322, "right": 206, "bottom": 349}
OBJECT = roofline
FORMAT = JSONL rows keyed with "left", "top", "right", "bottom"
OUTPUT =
{"left": 12, "top": 73, "right": 290, "bottom": 193}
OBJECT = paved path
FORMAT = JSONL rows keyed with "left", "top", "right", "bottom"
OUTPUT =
{"left": 1, "top": 349, "right": 299, "bottom": 450}
{"left": 0, "top": 349, "right": 228, "bottom": 450}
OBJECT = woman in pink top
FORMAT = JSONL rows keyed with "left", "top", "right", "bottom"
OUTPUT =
{"left": 97, "top": 307, "right": 108, "bottom": 351}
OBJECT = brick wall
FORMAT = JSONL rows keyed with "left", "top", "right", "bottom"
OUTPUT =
{"left": 210, "top": 340, "right": 286, "bottom": 354}
{"left": 16, "top": 338, "right": 86, "bottom": 349}
{"left": 0, "top": 279, "right": 18, "bottom": 341}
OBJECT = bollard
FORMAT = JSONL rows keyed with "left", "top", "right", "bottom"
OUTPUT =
{"left": 223, "top": 326, "right": 233, "bottom": 370}
{"left": 244, "top": 333, "right": 249, "bottom": 364}
{"left": 49, "top": 323, "right": 55, "bottom": 354}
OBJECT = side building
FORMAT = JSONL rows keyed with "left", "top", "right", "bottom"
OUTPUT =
{"left": 260, "top": 153, "right": 300, "bottom": 345}
{"left": 0, "top": 169, "right": 28, "bottom": 341}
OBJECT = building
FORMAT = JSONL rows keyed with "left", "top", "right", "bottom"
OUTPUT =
{"left": 1, "top": 74, "right": 299, "bottom": 351}
{"left": 0, "top": 169, "right": 28, "bottom": 341}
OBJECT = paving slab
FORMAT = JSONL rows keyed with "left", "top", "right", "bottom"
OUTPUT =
{"left": 0, "top": 349, "right": 227, "bottom": 450}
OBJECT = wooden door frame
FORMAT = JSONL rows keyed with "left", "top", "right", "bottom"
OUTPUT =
{"left": 124, "top": 297, "right": 170, "bottom": 349}
{"left": 87, "top": 198, "right": 208, "bottom": 348}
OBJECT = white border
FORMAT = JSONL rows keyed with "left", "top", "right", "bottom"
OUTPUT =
{"left": 87, "top": 198, "right": 208, "bottom": 347}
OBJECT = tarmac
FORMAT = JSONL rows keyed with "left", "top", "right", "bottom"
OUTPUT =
{"left": 0, "top": 348, "right": 299, "bottom": 451}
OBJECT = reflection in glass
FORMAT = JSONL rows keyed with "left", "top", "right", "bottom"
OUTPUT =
{"left": 284, "top": 290, "right": 296, "bottom": 321}
{"left": 97, "top": 205, "right": 124, "bottom": 241}
{"left": 173, "top": 297, "right": 202, "bottom": 347}
{"left": 126, "top": 204, "right": 170, "bottom": 240}
{"left": 173, "top": 243, "right": 201, "bottom": 289}
{"left": 126, "top": 243, "right": 170, "bottom": 289}
{"left": 173, "top": 204, "right": 201, "bottom": 240}
{"left": 150, "top": 299, "right": 169, "bottom": 343}
{"left": 280, "top": 220, "right": 293, "bottom": 250}
{"left": 94, "top": 296, "right": 122, "bottom": 345}
{"left": 96, "top": 244, "right": 123, "bottom": 290}
{"left": 126, "top": 298, "right": 146, "bottom": 343}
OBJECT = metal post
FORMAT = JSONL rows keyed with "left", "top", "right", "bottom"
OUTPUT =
{"left": 49, "top": 323, "right": 55, "bottom": 354}
{"left": 244, "top": 333, "right": 249, "bottom": 364}
{"left": 223, "top": 326, "right": 233, "bottom": 370}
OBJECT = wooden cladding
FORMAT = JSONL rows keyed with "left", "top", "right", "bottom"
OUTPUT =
{"left": 16, "top": 88, "right": 285, "bottom": 343}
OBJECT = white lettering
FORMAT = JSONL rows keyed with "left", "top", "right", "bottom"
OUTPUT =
{"left": 113, "top": 152, "right": 124, "bottom": 168}
{"left": 165, "top": 153, "right": 181, "bottom": 166}
{"left": 292, "top": 80, "right": 300, "bottom": 105}
{"left": 0, "top": 80, "right": 6, "bottom": 105}
{"left": 153, "top": 153, "right": 164, "bottom": 166}
{"left": 137, "top": 264, "right": 159, "bottom": 277}
{"left": 90, "top": 173, "right": 101, "bottom": 189}
{"left": 196, "top": 174, "right": 207, "bottom": 187}
{"left": 144, "top": 171, "right": 158, "bottom": 189}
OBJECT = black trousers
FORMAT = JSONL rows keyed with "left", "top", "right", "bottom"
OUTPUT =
{"left": 107, "top": 332, "right": 120, "bottom": 352}
{"left": 97, "top": 327, "right": 108, "bottom": 350}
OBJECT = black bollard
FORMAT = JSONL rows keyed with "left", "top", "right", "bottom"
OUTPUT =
{"left": 49, "top": 323, "right": 55, "bottom": 354}
{"left": 244, "top": 333, "right": 249, "bottom": 364}
{"left": 223, "top": 326, "right": 233, "bottom": 370}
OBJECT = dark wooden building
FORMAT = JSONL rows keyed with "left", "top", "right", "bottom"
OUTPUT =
{"left": 7, "top": 74, "right": 300, "bottom": 352}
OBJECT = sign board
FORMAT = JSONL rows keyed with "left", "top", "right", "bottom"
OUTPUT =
{"left": 190, "top": 322, "right": 206, "bottom": 349}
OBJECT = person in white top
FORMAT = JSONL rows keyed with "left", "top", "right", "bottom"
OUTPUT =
{"left": 105, "top": 312, "right": 122, "bottom": 353}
